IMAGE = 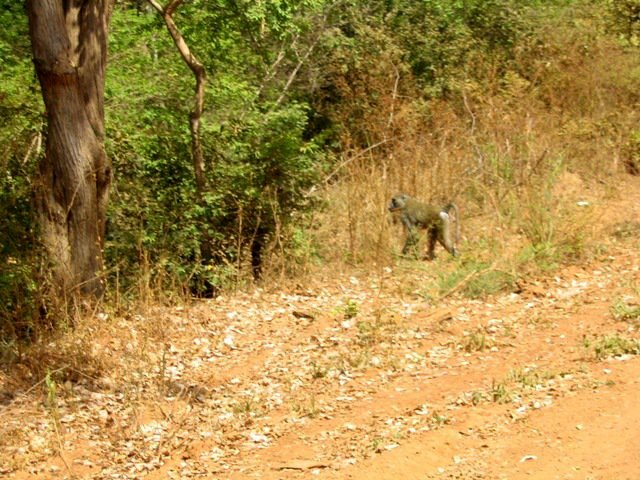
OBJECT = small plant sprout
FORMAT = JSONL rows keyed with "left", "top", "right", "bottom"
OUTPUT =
{"left": 584, "top": 335, "right": 640, "bottom": 360}
{"left": 611, "top": 298, "right": 640, "bottom": 322}
{"left": 342, "top": 299, "right": 359, "bottom": 320}
{"left": 462, "top": 328, "right": 491, "bottom": 352}
{"left": 490, "top": 380, "right": 514, "bottom": 404}
{"left": 44, "top": 369, "right": 58, "bottom": 413}
{"left": 310, "top": 361, "right": 328, "bottom": 380}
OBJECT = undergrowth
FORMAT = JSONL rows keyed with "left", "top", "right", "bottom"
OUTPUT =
{"left": 584, "top": 334, "right": 640, "bottom": 360}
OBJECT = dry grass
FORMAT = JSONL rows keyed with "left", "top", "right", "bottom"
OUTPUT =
{"left": 243, "top": 5, "right": 640, "bottom": 291}
{"left": 302, "top": 19, "right": 640, "bottom": 285}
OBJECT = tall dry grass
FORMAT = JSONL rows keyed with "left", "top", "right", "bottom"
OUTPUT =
{"left": 307, "top": 18, "right": 640, "bottom": 279}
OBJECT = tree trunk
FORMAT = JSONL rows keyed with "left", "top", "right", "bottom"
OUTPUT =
{"left": 27, "top": 0, "right": 113, "bottom": 298}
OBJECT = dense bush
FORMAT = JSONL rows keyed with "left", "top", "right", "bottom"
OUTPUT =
{"left": 0, "top": 2, "right": 44, "bottom": 333}
{"left": 0, "top": 0, "right": 638, "bottom": 329}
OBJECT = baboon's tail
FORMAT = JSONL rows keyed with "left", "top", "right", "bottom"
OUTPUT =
{"left": 443, "top": 203, "right": 460, "bottom": 245}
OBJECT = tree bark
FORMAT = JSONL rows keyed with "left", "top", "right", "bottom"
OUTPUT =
{"left": 27, "top": 0, "right": 113, "bottom": 297}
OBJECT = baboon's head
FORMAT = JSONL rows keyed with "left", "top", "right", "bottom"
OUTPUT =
{"left": 388, "top": 193, "right": 409, "bottom": 212}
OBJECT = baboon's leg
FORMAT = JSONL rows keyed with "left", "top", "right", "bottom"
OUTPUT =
{"left": 425, "top": 227, "right": 437, "bottom": 260}
{"left": 401, "top": 214, "right": 420, "bottom": 255}
{"left": 402, "top": 227, "right": 419, "bottom": 255}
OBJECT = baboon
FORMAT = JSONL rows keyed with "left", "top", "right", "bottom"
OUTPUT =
{"left": 388, "top": 193, "right": 459, "bottom": 259}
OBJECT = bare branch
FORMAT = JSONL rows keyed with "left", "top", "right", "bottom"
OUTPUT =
{"left": 305, "top": 139, "right": 392, "bottom": 197}
{"left": 165, "top": 0, "right": 184, "bottom": 17}
{"left": 268, "top": 5, "right": 337, "bottom": 112}
{"left": 147, "top": 0, "right": 163, "bottom": 14}
{"left": 147, "top": 0, "right": 207, "bottom": 190}
{"left": 271, "top": 37, "right": 319, "bottom": 110}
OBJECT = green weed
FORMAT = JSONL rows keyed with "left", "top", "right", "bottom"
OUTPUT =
{"left": 232, "top": 398, "right": 258, "bottom": 417}
{"left": 470, "top": 391, "right": 487, "bottom": 406}
{"left": 490, "top": 380, "right": 514, "bottom": 404}
{"left": 584, "top": 335, "right": 640, "bottom": 360}
{"left": 44, "top": 369, "right": 59, "bottom": 413}
{"left": 437, "top": 259, "right": 516, "bottom": 299}
{"left": 310, "top": 361, "right": 328, "bottom": 380}
{"left": 463, "top": 270, "right": 516, "bottom": 298}
{"left": 611, "top": 221, "right": 640, "bottom": 239}
{"left": 611, "top": 298, "right": 640, "bottom": 322}
{"left": 342, "top": 299, "right": 359, "bottom": 320}
{"left": 462, "top": 328, "right": 490, "bottom": 352}
{"left": 508, "top": 368, "right": 555, "bottom": 388}
{"left": 338, "top": 349, "right": 370, "bottom": 370}
{"left": 356, "top": 319, "right": 382, "bottom": 347}
{"left": 430, "top": 412, "right": 451, "bottom": 427}
{"left": 293, "top": 394, "right": 320, "bottom": 419}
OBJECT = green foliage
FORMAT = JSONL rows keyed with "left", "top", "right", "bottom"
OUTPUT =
{"left": 104, "top": 9, "right": 195, "bottom": 294}
{"left": 342, "top": 299, "right": 359, "bottom": 320}
{"left": 356, "top": 319, "right": 382, "bottom": 346}
{"left": 516, "top": 199, "right": 595, "bottom": 273}
{"left": 0, "top": 1, "right": 45, "bottom": 331}
{"left": 436, "top": 262, "right": 473, "bottom": 294}
{"left": 103, "top": 5, "right": 330, "bottom": 294}
{"left": 465, "top": 269, "right": 517, "bottom": 298}
{"left": 584, "top": 334, "right": 640, "bottom": 359}
{"left": 611, "top": 298, "right": 640, "bottom": 322}
{"left": 490, "top": 379, "right": 514, "bottom": 404}
{"left": 383, "top": 0, "right": 532, "bottom": 95}
{"left": 508, "top": 368, "right": 552, "bottom": 388}
{"left": 606, "top": 0, "right": 640, "bottom": 43}
{"left": 44, "top": 369, "right": 59, "bottom": 412}
{"left": 284, "top": 226, "right": 323, "bottom": 271}
{"left": 517, "top": 242, "right": 563, "bottom": 271}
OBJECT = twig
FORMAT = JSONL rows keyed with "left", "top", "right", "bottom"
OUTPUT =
{"left": 440, "top": 269, "right": 480, "bottom": 299}
{"left": 386, "top": 65, "right": 400, "bottom": 132}
{"left": 306, "top": 138, "right": 392, "bottom": 196}
{"left": 22, "top": 130, "right": 43, "bottom": 165}
{"left": 51, "top": 415, "right": 74, "bottom": 478}
{"left": 271, "top": 36, "right": 320, "bottom": 111}
{"left": 23, "top": 366, "right": 69, "bottom": 396}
